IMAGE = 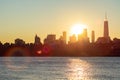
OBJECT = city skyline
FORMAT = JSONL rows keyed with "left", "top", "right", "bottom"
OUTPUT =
{"left": 0, "top": 0, "right": 120, "bottom": 43}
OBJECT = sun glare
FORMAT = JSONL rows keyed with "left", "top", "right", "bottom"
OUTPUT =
{"left": 71, "top": 24, "right": 87, "bottom": 35}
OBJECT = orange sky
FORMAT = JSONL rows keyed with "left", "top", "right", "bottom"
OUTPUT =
{"left": 0, "top": 0, "right": 120, "bottom": 43}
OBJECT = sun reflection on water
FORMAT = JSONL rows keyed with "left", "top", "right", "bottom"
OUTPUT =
{"left": 66, "top": 58, "right": 92, "bottom": 80}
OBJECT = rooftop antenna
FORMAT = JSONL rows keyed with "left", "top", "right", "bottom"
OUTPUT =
{"left": 105, "top": 12, "right": 108, "bottom": 20}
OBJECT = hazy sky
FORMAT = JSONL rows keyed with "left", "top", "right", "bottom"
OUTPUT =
{"left": 0, "top": 0, "right": 120, "bottom": 43}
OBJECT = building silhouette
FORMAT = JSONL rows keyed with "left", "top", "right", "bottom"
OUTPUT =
{"left": 78, "top": 29, "right": 89, "bottom": 44}
{"left": 69, "top": 34, "right": 76, "bottom": 44}
{"left": 91, "top": 30, "right": 95, "bottom": 43}
{"left": 104, "top": 14, "right": 109, "bottom": 38}
{"left": 44, "top": 34, "right": 56, "bottom": 44}
{"left": 83, "top": 29, "right": 88, "bottom": 38}
{"left": 103, "top": 14, "right": 111, "bottom": 43}
{"left": 78, "top": 34, "right": 83, "bottom": 42}
{"left": 59, "top": 31, "right": 67, "bottom": 44}
{"left": 34, "top": 34, "right": 41, "bottom": 45}
{"left": 96, "top": 15, "right": 111, "bottom": 43}
{"left": 15, "top": 38, "right": 25, "bottom": 45}
{"left": 62, "top": 31, "right": 67, "bottom": 44}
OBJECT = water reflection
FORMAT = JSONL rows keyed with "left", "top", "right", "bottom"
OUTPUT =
{"left": 4, "top": 57, "right": 30, "bottom": 71}
{"left": 66, "top": 58, "right": 92, "bottom": 80}
{"left": 0, "top": 57, "right": 119, "bottom": 80}
{"left": 3, "top": 47, "right": 31, "bottom": 71}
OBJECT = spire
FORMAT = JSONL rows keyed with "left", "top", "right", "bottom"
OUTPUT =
{"left": 105, "top": 12, "right": 107, "bottom": 21}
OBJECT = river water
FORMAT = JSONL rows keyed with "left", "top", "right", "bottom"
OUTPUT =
{"left": 0, "top": 57, "right": 120, "bottom": 80}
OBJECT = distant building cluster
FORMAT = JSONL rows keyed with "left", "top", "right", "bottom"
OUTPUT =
{"left": 0, "top": 16, "right": 120, "bottom": 57}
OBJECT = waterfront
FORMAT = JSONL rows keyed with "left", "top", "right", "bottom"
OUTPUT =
{"left": 0, "top": 57, "right": 120, "bottom": 80}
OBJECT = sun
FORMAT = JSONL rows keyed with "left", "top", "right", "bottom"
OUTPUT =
{"left": 71, "top": 24, "right": 87, "bottom": 35}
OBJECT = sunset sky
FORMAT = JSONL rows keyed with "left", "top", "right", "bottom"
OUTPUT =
{"left": 0, "top": 0, "right": 120, "bottom": 43}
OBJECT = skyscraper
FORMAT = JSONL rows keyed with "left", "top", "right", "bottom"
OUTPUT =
{"left": 77, "top": 28, "right": 89, "bottom": 44}
{"left": 103, "top": 14, "right": 111, "bottom": 43}
{"left": 44, "top": 34, "right": 56, "bottom": 44}
{"left": 104, "top": 14, "right": 109, "bottom": 38}
{"left": 34, "top": 34, "right": 41, "bottom": 45}
{"left": 83, "top": 29, "right": 88, "bottom": 38}
{"left": 63, "top": 31, "right": 67, "bottom": 44}
{"left": 97, "top": 14, "right": 111, "bottom": 43}
{"left": 69, "top": 34, "right": 76, "bottom": 43}
{"left": 91, "top": 30, "right": 95, "bottom": 43}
